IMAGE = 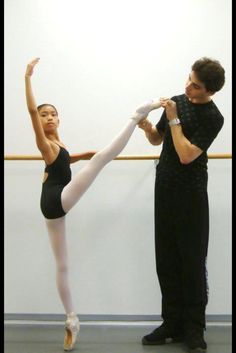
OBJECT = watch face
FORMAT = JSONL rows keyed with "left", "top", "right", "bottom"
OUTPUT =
{"left": 169, "top": 118, "right": 180, "bottom": 126}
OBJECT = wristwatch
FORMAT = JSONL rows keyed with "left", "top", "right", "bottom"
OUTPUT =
{"left": 168, "top": 117, "right": 181, "bottom": 126}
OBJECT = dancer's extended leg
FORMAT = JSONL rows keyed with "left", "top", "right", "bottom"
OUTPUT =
{"left": 61, "top": 99, "right": 161, "bottom": 213}
{"left": 61, "top": 119, "right": 136, "bottom": 212}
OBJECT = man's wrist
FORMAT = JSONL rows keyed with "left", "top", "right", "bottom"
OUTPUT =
{"left": 168, "top": 117, "right": 181, "bottom": 126}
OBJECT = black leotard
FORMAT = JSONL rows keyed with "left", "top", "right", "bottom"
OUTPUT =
{"left": 40, "top": 146, "right": 72, "bottom": 219}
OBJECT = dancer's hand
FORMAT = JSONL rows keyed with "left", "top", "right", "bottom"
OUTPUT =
{"left": 25, "top": 58, "right": 40, "bottom": 77}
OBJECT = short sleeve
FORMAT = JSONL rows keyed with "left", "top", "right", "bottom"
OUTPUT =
{"left": 189, "top": 113, "right": 224, "bottom": 151}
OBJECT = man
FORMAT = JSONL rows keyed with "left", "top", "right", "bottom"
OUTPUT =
{"left": 138, "top": 57, "right": 225, "bottom": 352}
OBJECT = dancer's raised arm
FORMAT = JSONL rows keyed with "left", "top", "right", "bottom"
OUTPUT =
{"left": 25, "top": 58, "right": 49, "bottom": 152}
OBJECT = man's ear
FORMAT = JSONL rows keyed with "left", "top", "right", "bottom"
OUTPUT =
{"left": 207, "top": 90, "right": 215, "bottom": 97}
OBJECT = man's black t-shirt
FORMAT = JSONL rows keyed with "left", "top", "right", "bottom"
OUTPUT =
{"left": 155, "top": 94, "right": 224, "bottom": 192}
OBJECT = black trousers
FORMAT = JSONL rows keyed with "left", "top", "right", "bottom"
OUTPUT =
{"left": 154, "top": 182, "right": 209, "bottom": 330}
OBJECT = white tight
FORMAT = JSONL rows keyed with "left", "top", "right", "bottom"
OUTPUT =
{"left": 45, "top": 217, "right": 75, "bottom": 314}
{"left": 45, "top": 118, "right": 137, "bottom": 314}
{"left": 61, "top": 119, "right": 137, "bottom": 212}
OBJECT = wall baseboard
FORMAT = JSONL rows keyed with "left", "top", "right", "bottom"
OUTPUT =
{"left": 4, "top": 313, "right": 232, "bottom": 323}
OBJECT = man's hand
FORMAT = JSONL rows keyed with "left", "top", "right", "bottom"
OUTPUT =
{"left": 160, "top": 99, "right": 177, "bottom": 121}
{"left": 138, "top": 119, "right": 153, "bottom": 133}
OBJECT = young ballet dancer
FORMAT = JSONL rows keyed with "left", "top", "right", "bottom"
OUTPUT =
{"left": 25, "top": 57, "right": 162, "bottom": 351}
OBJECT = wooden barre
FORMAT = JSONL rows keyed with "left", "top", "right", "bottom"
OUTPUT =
{"left": 4, "top": 153, "right": 232, "bottom": 161}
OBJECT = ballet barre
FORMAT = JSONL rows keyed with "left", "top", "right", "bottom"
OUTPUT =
{"left": 4, "top": 153, "right": 232, "bottom": 161}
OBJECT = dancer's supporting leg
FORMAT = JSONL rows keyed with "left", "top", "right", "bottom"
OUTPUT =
{"left": 45, "top": 216, "right": 80, "bottom": 351}
{"left": 45, "top": 217, "right": 74, "bottom": 314}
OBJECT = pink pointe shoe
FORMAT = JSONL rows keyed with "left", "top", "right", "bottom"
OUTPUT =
{"left": 132, "top": 99, "right": 162, "bottom": 123}
{"left": 63, "top": 312, "right": 80, "bottom": 351}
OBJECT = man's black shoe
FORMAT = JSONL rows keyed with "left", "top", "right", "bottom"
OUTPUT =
{"left": 185, "top": 328, "right": 207, "bottom": 352}
{"left": 142, "top": 323, "right": 184, "bottom": 345}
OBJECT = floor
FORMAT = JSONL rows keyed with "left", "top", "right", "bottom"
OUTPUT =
{"left": 4, "top": 322, "right": 232, "bottom": 353}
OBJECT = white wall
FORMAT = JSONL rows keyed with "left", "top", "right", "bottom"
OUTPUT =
{"left": 4, "top": 159, "right": 232, "bottom": 316}
{"left": 4, "top": 0, "right": 231, "bottom": 316}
